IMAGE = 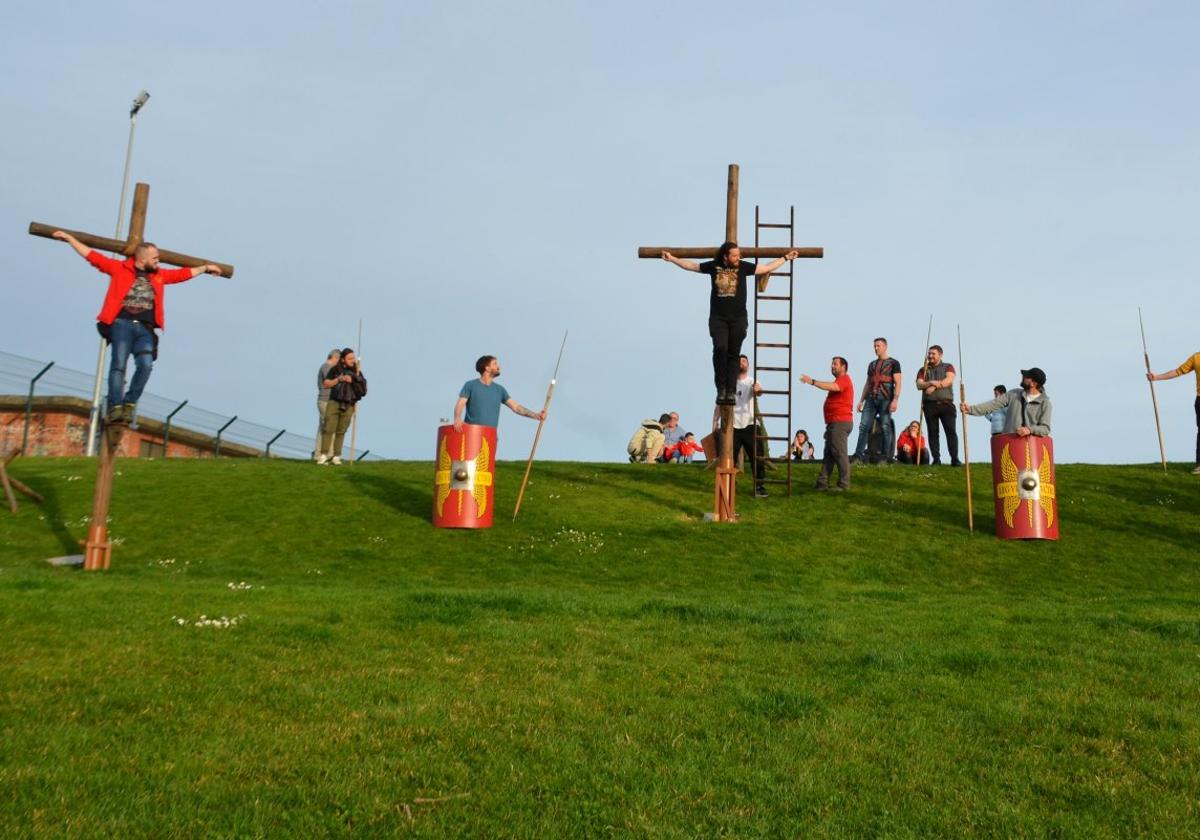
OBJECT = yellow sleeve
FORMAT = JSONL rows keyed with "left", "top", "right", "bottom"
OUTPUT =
{"left": 1177, "top": 353, "right": 1199, "bottom": 376}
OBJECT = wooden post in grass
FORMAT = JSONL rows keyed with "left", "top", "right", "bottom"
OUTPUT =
{"left": 638, "top": 164, "right": 823, "bottom": 522}
{"left": 83, "top": 424, "right": 124, "bottom": 570}
{"left": 914, "top": 315, "right": 933, "bottom": 466}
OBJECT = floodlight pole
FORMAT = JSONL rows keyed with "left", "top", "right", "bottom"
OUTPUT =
{"left": 85, "top": 90, "right": 150, "bottom": 457}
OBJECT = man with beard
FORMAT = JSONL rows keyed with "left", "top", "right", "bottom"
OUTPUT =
{"left": 801, "top": 356, "right": 855, "bottom": 492}
{"left": 915, "top": 344, "right": 962, "bottom": 466}
{"left": 454, "top": 355, "right": 545, "bottom": 432}
{"left": 51, "top": 230, "right": 223, "bottom": 423}
{"left": 961, "top": 367, "right": 1052, "bottom": 437}
{"left": 661, "top": 242, "right": 799, "bottom": 404}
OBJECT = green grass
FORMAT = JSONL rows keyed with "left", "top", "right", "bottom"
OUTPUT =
{"left": 1, "top": 456, "right": 1198, "bottom": 838}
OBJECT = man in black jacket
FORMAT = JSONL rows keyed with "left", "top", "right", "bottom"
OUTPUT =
{"left": 317, "top": 347, "right": 367, "bottom": 465}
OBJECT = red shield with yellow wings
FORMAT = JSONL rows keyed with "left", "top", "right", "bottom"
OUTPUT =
{"left": 989, "top": 433, "right": 1058, "bottom": 541}
{"left": 432, "top": 423, "right": 497, "bottom": 529}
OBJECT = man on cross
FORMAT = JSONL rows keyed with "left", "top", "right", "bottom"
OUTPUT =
{"left": 52, "top": 230, "right": 222, "bottom": 423}
{"left": 661, "top": 242, "right": 799, "bottom": 404}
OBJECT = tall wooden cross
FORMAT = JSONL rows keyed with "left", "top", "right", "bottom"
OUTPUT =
{"left": 637, "top": 164, "right": 823, "bottom": 523}
{"left": 27, "top": 182, "right": 235, "bottom": 569}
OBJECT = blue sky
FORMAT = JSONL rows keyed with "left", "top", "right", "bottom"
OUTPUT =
{"left": 2, "top": 1, "right": 1197, "bottom": 462}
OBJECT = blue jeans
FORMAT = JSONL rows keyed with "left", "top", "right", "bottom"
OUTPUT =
{"left": 107, "top": 318, "right": 155, "bottom": 410}
{"left": 853, "top": 395, "right": 895, "bottom": 461}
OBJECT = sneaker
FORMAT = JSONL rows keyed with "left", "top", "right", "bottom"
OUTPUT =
{"left": 950, "top": 459, "right": 963, "bottom": 467}
{"left": 814, "top": 483, "right": 829, "bottom": 492}
{"left": 931, "top": 458, "right": 942, "bottom": 466}
{"left": 331, "top": 456, "right": 343, "bottom": 465}
{"left": 316, "top": 454, "right": 329, "bottom": 465}
{"left": 831, "top": 486, "right": 847, "bottom": 493}
{"left": 106, "top": 405, "right": 126, "bottom": 424}
{"left": 1192, "top": 464, "right": 1200, "bottom": 475}
{"left": 754, "top": 485, "right": 769, "bottom": 498}
{"left": 849, "top": 455, "right": 865, "bottom": 466}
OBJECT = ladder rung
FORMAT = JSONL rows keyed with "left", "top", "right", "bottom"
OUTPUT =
{"left": 757, "top": 412, "right": 789, "bottom": 418}
{"left": 757, "top": 223, "right": 792, "bottom": 229}
{"left": 758, "top": 295, "right": 791, "bottom": 301}
{"left": 756, "top": 366, "right": 788, "bottom": 371}
{"left": 756, "top": 342, "right": 789, "bottom": 348}
{"left": 758, "top": 388, "right": 789, "bottom": 395}
{"left": 756, "top": 319, "right": 789, "bottom": 324}
{"left": 760, "top": 435, "right": 791, "bottom": 442}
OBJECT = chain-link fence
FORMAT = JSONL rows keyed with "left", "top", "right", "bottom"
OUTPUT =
{"left": 1, "top": 350, "right": 386, "bottom": 460}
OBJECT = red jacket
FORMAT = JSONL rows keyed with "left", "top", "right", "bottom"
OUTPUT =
{"left": 87, "top": 250, "right": 195, "bottom": 329}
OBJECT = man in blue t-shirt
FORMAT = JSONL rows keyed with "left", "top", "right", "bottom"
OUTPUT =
{"left": 454, "top": 355, "right": 546, "bottom": 431}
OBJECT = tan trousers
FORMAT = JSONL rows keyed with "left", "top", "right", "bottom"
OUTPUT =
{"left": 319, "top": 403, "right": 355, "bottom": 457}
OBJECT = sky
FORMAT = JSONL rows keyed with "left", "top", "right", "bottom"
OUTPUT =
{"left": 1, "top": 0, "right": 1197, "bottom": 463}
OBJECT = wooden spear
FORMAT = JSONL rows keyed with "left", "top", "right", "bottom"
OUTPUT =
{"left": 1138, "top": 307, "right": 1168, "bottom": 472}
{"left": 349, "top": 319, "right": 362, "bottom": 464}
{"left": 914, "top": 315, "right": 933, "bottom": 465}
{"left": 957, "top": 324, "right": 974, "bottom": 533}
{"left": 513, "top": 331, "right": 568, "bottom": 521}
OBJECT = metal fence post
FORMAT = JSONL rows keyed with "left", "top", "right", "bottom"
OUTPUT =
{"left": 265, "top": 429, "right": 286, "bottom": 458}
{"left": 162, "top": 400, "right": 188, "bottom": 457}
{"left": 214, "top": 415, "right": 237, "bottom": 458}
{"left": 22, "top": 361, "right": 54, "bottom": 454}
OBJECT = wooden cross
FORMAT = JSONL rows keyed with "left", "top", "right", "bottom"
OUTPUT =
{"left": 29, "top": 182, "right": 235, "bottom": 277}
{"left": 637, "top": 164, "right": 823, "bottom": 523}
{"left": 27, "top": 182, "right": 234, "bottom": 568}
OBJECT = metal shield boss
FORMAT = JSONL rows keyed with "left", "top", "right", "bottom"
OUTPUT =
{"left": 990, "top": 433, "right": 1058, "bottom": 541}
{"left": 432, "top": 423, "right": 497, "bottom": 529}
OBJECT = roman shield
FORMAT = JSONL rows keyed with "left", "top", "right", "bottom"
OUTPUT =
{"left": 990, "top": 433, "right": 1058, "bottom": 541}
{"left": 432, "top": 423, "right": 497, "bottom": 529}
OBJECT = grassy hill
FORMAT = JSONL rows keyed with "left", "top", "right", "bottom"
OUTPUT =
{"left": 1, "top": 456, "right": 1198, "bottom": 837}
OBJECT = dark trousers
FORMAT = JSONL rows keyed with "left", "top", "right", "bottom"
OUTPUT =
{"left": 709, "top": 315, "right": 747, "bottom": 397}
{"left": 732, "top": 424, "right": 764, "bottom": 483}
{"left": 817, "top": 421, "right": 852, "bottom": 489}
{"left": 922, "top": 401, "right": 959, "bottom": 463}
{"left": 896, "top": 448, "right": 931, "bottom": 465}
{"left": 1194, "top": 396, "right": 1199, "bottom": 464}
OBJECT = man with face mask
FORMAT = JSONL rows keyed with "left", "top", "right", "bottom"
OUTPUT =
{"left": 51, "top": 230, "right": 223, "bottom": 424}
{"left": 961, "top": 367, "right": 1052, "bottom": 437}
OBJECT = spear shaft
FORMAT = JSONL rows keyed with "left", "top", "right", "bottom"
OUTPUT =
{"left": 513, "top": 331, "right": 568, "bottom": 521}
{"left": 957, "top": 324, "right": 974, "bottom": 533}
{"left": 914, "top": 315, "right": 933, "bottom": 465}
{"left": 1138, "top": 307, "right": 1168, "bottom": 472}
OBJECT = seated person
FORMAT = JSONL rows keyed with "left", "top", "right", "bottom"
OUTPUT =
{"left": 790, "top": 429, "right": 816, "bottom": 461}
{"left": 627, "top": 414, "right": 668, "bottom": 463}
{"left": 675, "top": 432, "right": 705, "bottom": 463}
{"left": 895, "top": 420, "right": 931, "bottom": 465}
{"left": 660, "top": 411, "right": 686, "bottom": 462}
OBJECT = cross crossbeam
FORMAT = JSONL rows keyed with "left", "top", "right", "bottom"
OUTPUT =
{"left": 29, "top": 182, "right": 235, "bottom": 277}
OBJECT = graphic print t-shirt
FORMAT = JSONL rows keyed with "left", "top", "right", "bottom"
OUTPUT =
{"left": 119, "top": 271, "right": 157, "bottom": 325}
{"left": 699, "top": 260, "right": 755, "bottom": 319}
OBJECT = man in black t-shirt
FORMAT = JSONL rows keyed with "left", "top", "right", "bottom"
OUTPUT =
{"left": 851, "top": 337, "right": 902, "bottom": 464}
{"left": 662, "top": 241, "right": 799, "bottom": 404}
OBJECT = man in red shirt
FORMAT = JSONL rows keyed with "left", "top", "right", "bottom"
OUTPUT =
{"left": 52, "top": 230, "right": 222, "bottom": 423}
{"left": 801, "top": 356, "right": 854, "bottom": 491}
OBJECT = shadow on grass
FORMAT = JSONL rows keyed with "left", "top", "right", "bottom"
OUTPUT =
{"left": 342, "top": 470, "right": 430, "bottom": 521}
{"left": 13, "top": 471, "right": 78, "bottom": 556}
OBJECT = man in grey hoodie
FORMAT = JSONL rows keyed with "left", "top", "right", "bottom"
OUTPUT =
{"left": 962, "top": 367, "right": 1052, "bottom": 437}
